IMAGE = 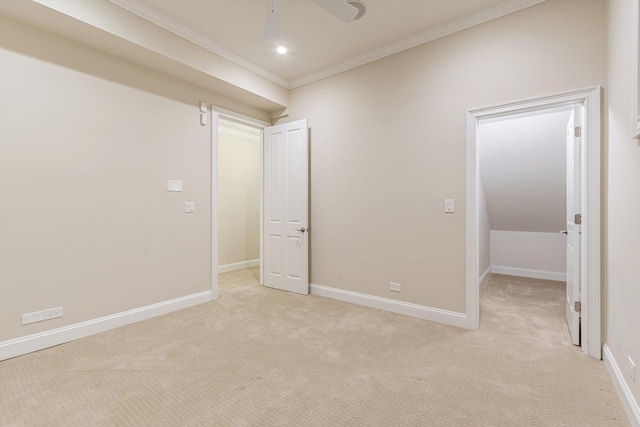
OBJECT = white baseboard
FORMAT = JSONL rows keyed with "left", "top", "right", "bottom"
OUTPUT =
{"left": 603, "top": 344, "right": 640, "bottom": 427}
{"left": 490, "top": 265, "right": 566, "bottom": 282}
{"left": 0, "top": 290, "right": 212, "bottom": 361}
{"left": 218, "top": 258, "right": 260, "bottom": 274}
{"left": 479, "top": 266, "right": 491, "bottom": 284}
{"left": 310, "top": 283, "right": 468, "bottom": 329}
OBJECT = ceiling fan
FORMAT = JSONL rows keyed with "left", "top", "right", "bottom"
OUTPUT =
{"left": 265, "top": 0, "right": 366, "bottom": 39}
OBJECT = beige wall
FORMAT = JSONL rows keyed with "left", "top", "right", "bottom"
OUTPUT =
{"left": 605, "top": 0, "right": 640, "bottom": 408}
{"left": 285, "top": 0, "right": 606, "bottom": 313}
{"left": 218, "top": 126, "right": 261, "bottom": 265}
{"left": 0, "top": 18, "right": 267, "bottom": 342}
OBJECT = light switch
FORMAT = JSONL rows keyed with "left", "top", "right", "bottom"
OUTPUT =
{"left": 167, "top": 180, "right": 183, "bottom": 192}
{"left": 199, "top": 101, "right": 207, "bottom": 113}
{"left": 184, "top": 202, "right": 196, "bottom": 213}
{"left": 445, "top": 199, "right": 454, "bottom": 213}
{"left": 200, "top": 112, "right": 207, "bottom": 126}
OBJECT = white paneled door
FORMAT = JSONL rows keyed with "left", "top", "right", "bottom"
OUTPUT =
{"left": 565, "top": 106, "right": 581, "bottom": 346}
{"left": 263, "top": 119, "right": 309, "bottom": 295}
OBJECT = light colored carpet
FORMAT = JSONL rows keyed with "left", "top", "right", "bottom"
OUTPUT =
{"left": 0, "top": 269, "right": 629, "bottom": 426}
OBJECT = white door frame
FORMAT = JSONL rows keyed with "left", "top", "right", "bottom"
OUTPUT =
{"left": 211, "top": 106, "right": 270, "bottom": 300}
{"left": 465, "top": 87, "right": 602, "bottom": 359}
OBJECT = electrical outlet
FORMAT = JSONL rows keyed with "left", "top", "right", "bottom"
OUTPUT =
{"left": 22, "top": 311, "right": 43, "bottom": 325}
{"left": 184, "top": 202, "right": 196, "bottom": 213}
{"left": 628, "top": 356, "right": 636, "bottom": 382}
{"left": 43, "top": 307, "right": 63, "bottom": 320}
{"left": 390, "top": 282, "right": 401, "bottom": 292}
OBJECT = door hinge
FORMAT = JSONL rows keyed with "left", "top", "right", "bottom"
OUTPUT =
{"left": 574, "top": 126, "right": 582, "bottom": 137}
{"left": 574, "top": 301, "right": 582, "bottom": 313}
{"left": 574, "top": 213, "right": 582, "bottom": 225}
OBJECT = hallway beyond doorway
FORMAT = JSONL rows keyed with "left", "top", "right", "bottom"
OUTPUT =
{"left": 481, "top": 273, "right": 570, "bottom": 346}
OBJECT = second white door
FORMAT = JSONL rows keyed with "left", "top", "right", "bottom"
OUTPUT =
{"left": 263, "top": 119, "right": 309, "bottom": 295}
{"left": 565, "top": 106, "right": 581, "bottom": 346}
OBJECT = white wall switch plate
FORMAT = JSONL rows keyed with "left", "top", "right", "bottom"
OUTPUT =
{"left": 200, "top": 112, "right": 207, "bottom": 126}
{"left": 445, "top": 198, "right": 454, "bottom": 213}
{"left": 184, "top": 202, "right": 196, "bottom": 213}
{"left": 22, "top": 310, "right": 43, "bottom": 325}
{"left": 628, "top": 356, "right": 636, "bottom": 381}
{"left": 43, "top": 307, "right": 63, "bottom": 320}
{"left": 390, "top": 282, "right": 401, "bottom": 292}
{"left": 167, "top": 180, "right": 183, "bottom": 192}
{"left": 199, "top": 101, "right": 207, "bottom": 113}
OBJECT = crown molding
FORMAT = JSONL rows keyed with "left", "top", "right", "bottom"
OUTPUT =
{"left": 289, "top": 0, "right": 547, "bottom": 88}
{"left": 108, "top": 0, "right": 546, "bottom": 91}
{"left": 108, "top": 0, "right": 290, "bottom": 89}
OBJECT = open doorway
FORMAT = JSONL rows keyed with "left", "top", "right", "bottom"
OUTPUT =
{"left": 477, "top": 106, "right": 574, "bottom": 347}
{"left": 217, "top": 117, "right": 262, "bottom": 287}
{"left": 211, "top": 108, "right": 269, "bottom": 299}
{"left": 210, "top": 107, "right": 311, "bottom": 299}
{"left": 465, "top": 87, "right": 602, "bottom": 359}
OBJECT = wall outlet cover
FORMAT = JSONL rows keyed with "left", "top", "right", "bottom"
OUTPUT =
{"left": 390, "top": 282, "right": 401, "bottom": 292}
{"left": 167, "top": 180, "right": 183, "bottom": 192}
{"left": 43, "top": 307, "right": 63, "bottom": 320}
{"left": 22, "top": 311, "right": 44, "bottom": 325}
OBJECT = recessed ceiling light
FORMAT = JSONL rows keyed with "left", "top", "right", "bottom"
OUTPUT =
{"left": 276, "top": 46, "right": 287, "bottom": 54}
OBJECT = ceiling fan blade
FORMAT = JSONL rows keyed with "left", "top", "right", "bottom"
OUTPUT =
{"left": 309, "top": 0, "right": 359, "bottom": 22}
{"left": 264, "top": 0, "right": 283, "bottom": 39}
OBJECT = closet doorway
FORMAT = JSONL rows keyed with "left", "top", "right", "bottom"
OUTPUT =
{"left": 217, "top": 118, "right": 262, "bottom": 277}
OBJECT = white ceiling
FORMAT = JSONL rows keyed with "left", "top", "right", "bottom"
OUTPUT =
{"left": 116, "top": 0, "right": 544, "bottom": 88}
{"left": 479, "top": 109, "right": 572, "bottom": 233}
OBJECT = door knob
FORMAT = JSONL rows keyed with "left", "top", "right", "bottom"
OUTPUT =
{"left": 295, "top": 227, "right": 307, "bottom": 233}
